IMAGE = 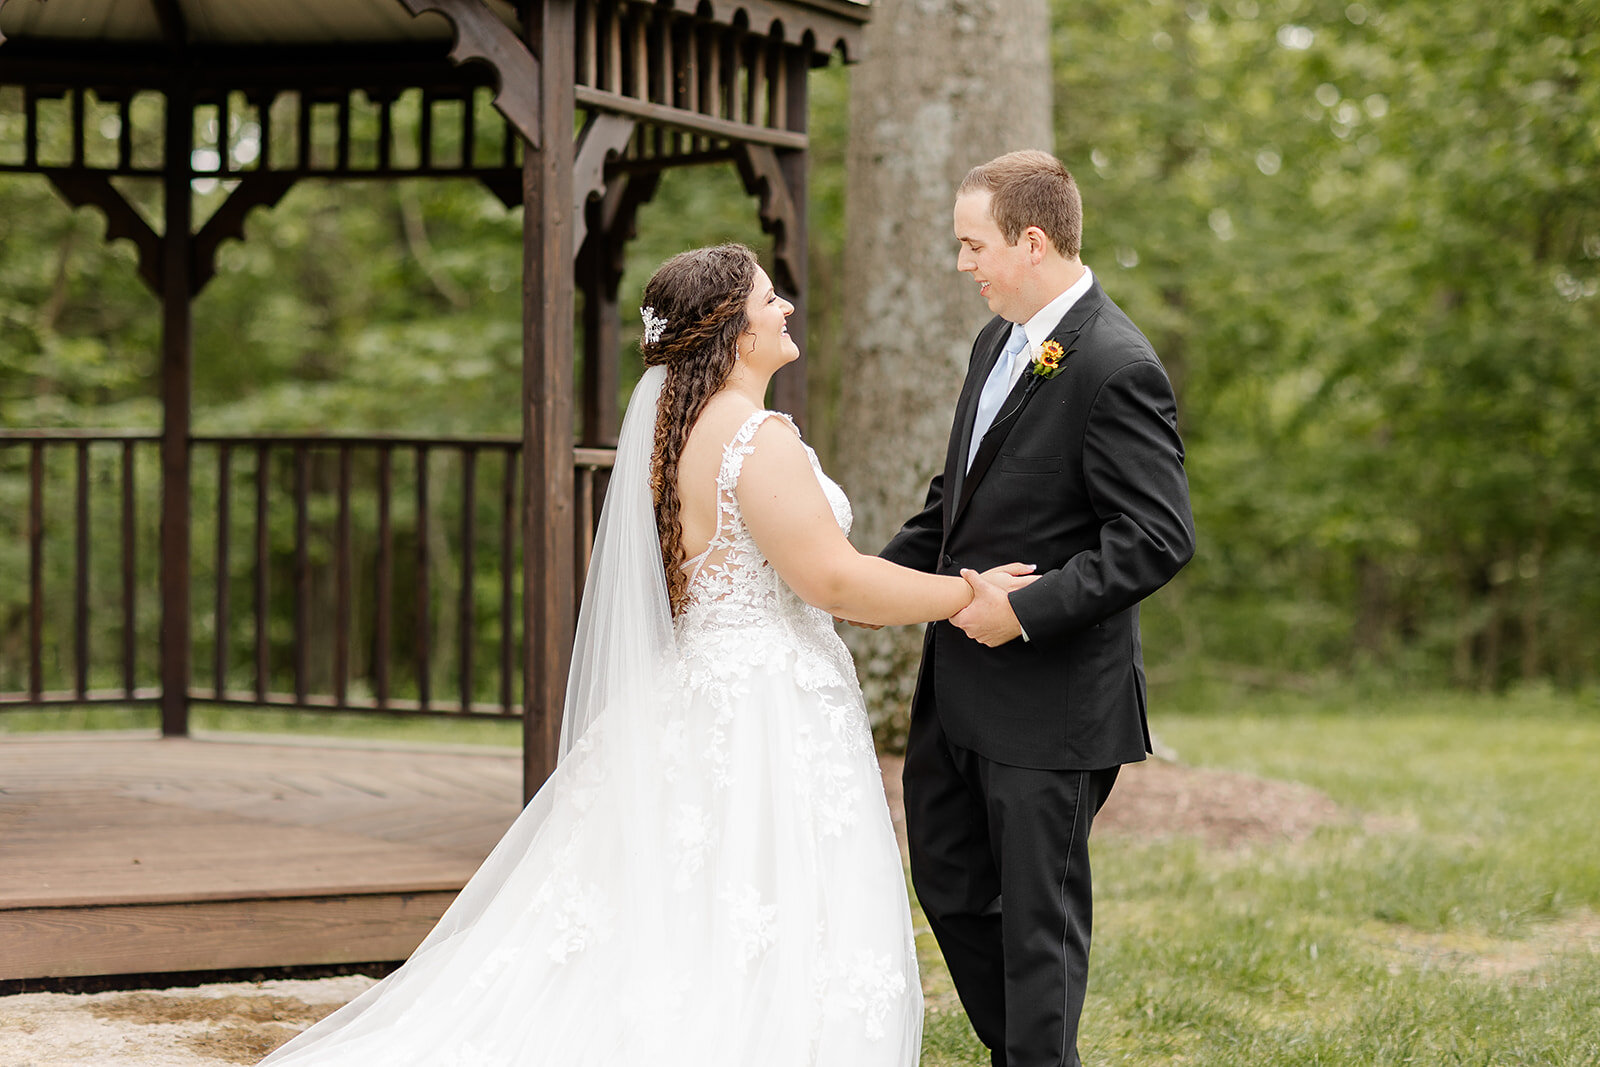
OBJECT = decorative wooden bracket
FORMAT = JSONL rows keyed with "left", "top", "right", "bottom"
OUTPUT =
{"left": 43, "top": 170, "right": 299, "bottom": 297}
{"left": 43, "top": 171, "right": 164, "bottom": 295}
{"left": 192, "top": 172, "right": 298, "bottom": 295}
{"left": 733, "top": 143, "right": 802, "bottom": 294}
{"left": 570, "top": 113, "right": 637, "bottom": 252}
{"left": 579, "top": 169, "right": 661, "bottom": 289}
{"left": 479, "top": 115, "right": 648, "bottom": 258}
{"left": 394, "top": 0, "right": 542, "bottom": 149}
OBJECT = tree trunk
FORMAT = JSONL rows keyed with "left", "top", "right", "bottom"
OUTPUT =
{"left": 835, "top": 0, "right": 1053, "bottom": 747}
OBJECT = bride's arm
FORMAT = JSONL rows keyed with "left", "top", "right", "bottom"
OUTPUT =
{"left": 736, "top": 420, "right": 974, "bottom": 626}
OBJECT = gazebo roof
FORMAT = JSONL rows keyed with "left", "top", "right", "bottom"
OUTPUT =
{"left": 0, "top": 0, "right": 867, "bottom": 57}
{"left": 0, "top": 0, "right": 486, "bottom": 44}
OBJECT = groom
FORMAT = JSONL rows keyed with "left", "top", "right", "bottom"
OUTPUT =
{"left": 880, "top": 150, "right": 1195, "bottom": 1066}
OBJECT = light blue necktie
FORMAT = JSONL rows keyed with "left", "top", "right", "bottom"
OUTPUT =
{"left": 966, "top": 325, "right": 1030, "bottom": 471}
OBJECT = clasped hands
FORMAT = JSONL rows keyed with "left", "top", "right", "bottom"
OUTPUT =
{"left": 843, "top": 562, "right": 1039, "bottom": 647}
{"left": 952, "top": 563, "right": 1037, "bottom": 647}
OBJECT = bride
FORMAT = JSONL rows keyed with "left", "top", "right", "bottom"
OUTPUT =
{"left": 259, "top": 244, "right": 1033, "bottom": 1066}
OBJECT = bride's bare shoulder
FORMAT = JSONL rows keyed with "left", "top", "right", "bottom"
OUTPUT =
{"left": 684, "top": 394, "right": 768, "bottom": 452}
{"left": 676, "top": 395, "right": 750, "bottom": 490}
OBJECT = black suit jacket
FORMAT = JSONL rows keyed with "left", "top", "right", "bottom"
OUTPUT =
{"left": 882, "top": 278, "right": 1195, "bottom": 770}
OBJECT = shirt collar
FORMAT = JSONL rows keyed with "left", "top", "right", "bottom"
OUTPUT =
{"left": 1021, "top": 265, "right": 1094, "bottom": 351}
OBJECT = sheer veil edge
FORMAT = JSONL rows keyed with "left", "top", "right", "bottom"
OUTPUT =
{"left": 559, "top": 363, "right": 674, "bottom": 756}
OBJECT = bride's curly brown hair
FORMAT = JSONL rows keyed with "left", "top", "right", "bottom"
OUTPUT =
{"left": 638, "top": 243, "right": 760, "bottom": 614}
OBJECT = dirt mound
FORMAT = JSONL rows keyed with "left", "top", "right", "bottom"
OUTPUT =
{"left": 1093, "top": 757, "right": 1346, "bottom": 847}
{"left": 877, "top": 753, "right": 1345, "bottom": 852}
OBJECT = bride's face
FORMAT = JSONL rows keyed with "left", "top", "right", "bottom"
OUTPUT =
{"left": 740, "top": 267, "right": 799, "bottom": 370}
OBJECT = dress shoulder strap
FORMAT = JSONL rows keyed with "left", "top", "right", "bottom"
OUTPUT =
{"left": 717, "top": 410, "right": 799, "bottom": 494}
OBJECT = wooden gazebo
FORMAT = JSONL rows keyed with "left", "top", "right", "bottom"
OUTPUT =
{"left": 0, "top": 0, "right": 865, "bottom": 792}
{"left": 0, "top": 0, "right": 865, "bottom": 981}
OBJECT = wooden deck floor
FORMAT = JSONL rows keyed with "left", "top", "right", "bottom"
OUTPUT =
{"left": 0, "top": 733, "right": 523, "bottom": 981}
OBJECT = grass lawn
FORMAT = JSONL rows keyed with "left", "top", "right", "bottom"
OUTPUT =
{"left": 917, "top": 684, "right": 1600, "bottom": 1066}
{"left": 6, "top": 685, "right": 1597, "bottom": 1064}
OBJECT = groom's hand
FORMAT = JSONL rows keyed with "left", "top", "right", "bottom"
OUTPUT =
{"left": 953, "top": 568, "right": 1027, "bottom": 646}
{"left": 979, "top": 562, "right": 1037, "bottom": 592}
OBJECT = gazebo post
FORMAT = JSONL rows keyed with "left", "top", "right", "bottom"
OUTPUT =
{"left": 577, "top": 222, "right": 620, "bottom": 448}
{"left": 774, "top": 55, "right": 811, "bottom": 422}
{"left": 521, "top": 0, "right": 578, "bottom": 800}
{"left": 771, "top": 149, "right": 809, "bottom": 420}
{"left": 158, "top": 73, "right": 194, "bottom": 738}
{"left": 734, "top": 137, "right": 809, "bottom": 424}
{"left": 577, "top": 166, "right": 657, "bottom": 449}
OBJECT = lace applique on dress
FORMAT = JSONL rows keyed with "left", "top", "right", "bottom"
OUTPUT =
{"left": 669, "top": 411, "right": 872, "bottom": 774}
{"left": 719, "top": 882, "right": 780, "bottom": 968}
{"left": 677, "top": 410, "right": 851, "bottom": 639}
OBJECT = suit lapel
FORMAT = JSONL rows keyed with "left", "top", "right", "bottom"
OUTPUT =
{"left": 945, "top": 321, "right": 1012, "bottom": 530}
{"left": 954, "top": 368, "right": 1043, "bottom": 520}
{"left": 949, "top": 278, "right": 1107, "bottom": 529}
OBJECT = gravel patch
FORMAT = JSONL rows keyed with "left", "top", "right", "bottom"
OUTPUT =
{"left": 0, "top": 976, "right": 373, "bottom": 1066}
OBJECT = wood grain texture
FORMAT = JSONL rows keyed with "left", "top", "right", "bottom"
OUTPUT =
{"left": 0, "top": 735, "right": 521, "bottom": 980}
{"left": 1, "top": 892, "right": 458, "bottom": 979}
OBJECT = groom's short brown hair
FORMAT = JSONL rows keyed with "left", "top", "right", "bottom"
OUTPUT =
{"left": 959, "top": 150, "right": 1082, "bottom": 259}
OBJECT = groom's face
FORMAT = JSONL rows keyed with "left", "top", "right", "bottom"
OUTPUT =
{"left": 954, "top": 190, "right": 1033, "bottom": 324}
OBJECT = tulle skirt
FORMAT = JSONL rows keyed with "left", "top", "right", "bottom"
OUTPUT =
{"left": 260, "top": 644, "right": 922, "bottom": 1066}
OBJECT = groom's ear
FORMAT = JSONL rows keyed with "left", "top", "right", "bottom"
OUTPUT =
{"left": 1022, "top": 225, "right": 1052, "bottom": 263}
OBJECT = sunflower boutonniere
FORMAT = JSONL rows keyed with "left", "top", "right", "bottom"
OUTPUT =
{"left": 1030, "top": 339, "right": 1072, "bottom": 380}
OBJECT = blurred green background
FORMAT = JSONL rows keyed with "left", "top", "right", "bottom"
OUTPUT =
{"left": 2, "top": 0, "right": 1596, "bottom": 719}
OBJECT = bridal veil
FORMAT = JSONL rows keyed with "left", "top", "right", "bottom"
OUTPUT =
{"left": 260, "top": 367, "right": 675, "bottom": 1062}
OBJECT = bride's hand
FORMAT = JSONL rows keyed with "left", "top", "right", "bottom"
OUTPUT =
{"left": 980, "top": 562, "right": 1038, "bottom": 593}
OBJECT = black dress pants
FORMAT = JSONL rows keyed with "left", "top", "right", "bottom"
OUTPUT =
{"left": 904, "top": 704, "right": 1120, "bottom": 1067}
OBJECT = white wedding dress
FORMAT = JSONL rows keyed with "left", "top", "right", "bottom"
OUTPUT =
{"left": 261, "top": 393, "right": 922, "bottom": 1066}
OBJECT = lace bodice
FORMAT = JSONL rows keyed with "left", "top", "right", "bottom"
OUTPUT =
{"left": 673, "top": 411, "right": 861, "bottom": 709}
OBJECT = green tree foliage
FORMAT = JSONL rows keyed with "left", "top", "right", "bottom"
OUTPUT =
{"left": 0, "top": 87, "right": 773, "bottom": 700}
{"left": 1055, "top": 0, "right": 1600, "bottom": 688}
{"left": 2, "top": 2, "right": 1597, "bottom": 698}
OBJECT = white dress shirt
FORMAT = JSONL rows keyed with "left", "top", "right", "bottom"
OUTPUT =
{"left": 965, "top": 265, "right": 1094, "bottom": 471}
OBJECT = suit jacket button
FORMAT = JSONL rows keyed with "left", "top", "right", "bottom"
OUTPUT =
{"left": 941, "top": 554, "right": 953, "bottom": 568}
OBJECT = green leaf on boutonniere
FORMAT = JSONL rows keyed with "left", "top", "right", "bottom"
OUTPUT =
{"left": 1031, "top": 339, "right": 1072, "bottom": 379}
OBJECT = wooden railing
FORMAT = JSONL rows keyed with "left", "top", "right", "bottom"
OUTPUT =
{"left": 0, "top": 431, "right": 613, "bottom": 719}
